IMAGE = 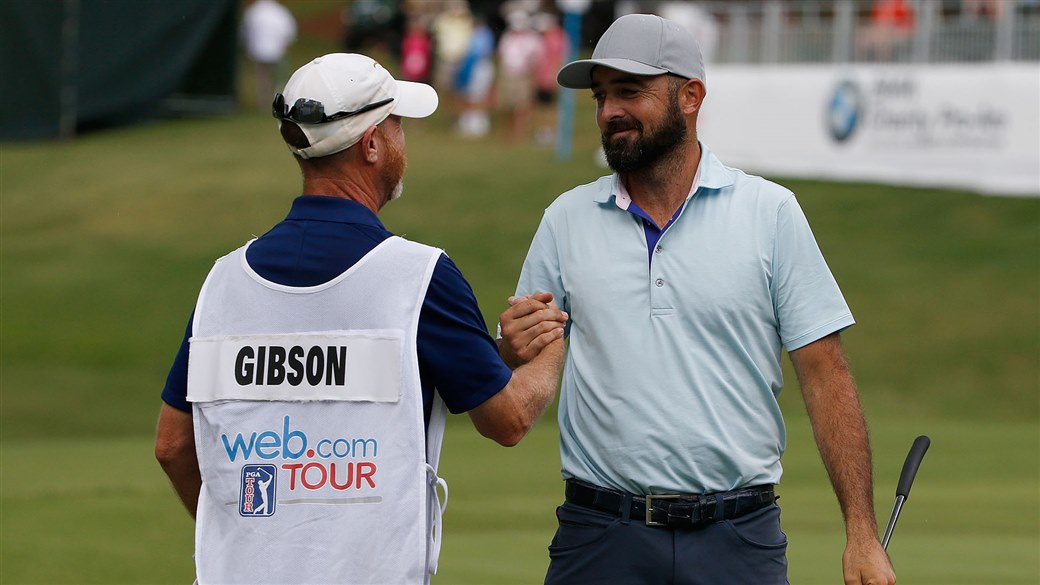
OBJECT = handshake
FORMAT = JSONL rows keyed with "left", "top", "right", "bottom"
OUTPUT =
{"left": 497, "top": 291, "right": 569, "bottom": 370}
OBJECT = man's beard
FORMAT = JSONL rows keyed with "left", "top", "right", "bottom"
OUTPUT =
{"left": 381, "top": 128, "right": 407, "bottom": 202}
{"left": 601, "top": 95, "right": 687, "bottom": 174}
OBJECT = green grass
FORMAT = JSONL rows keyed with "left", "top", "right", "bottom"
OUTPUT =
{"left": 2, "top": 18, "right": 1039, "bottom": 582}
{"left": 438, "top": 416, "right": 1040, "bottom": 585}
{"left": 0, "top": 419, "right": 1036, "bottom": 584}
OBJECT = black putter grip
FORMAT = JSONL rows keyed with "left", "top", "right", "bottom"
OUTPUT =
{"left": 895, "top": 435, "right": 931, "bottom": 499}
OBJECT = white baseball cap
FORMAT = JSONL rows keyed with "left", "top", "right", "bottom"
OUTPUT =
{"left": 275, "top": 53, "right": 439, "bottom": 159}
{"left": 557, "top": 14, "right": 705, "bottom": 89}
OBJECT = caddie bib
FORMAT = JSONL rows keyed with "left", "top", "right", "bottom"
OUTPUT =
{"left": 187, "top": 236, "right": 447, "bottom": 584}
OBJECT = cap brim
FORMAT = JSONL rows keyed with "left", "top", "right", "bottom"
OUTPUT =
{"left": 391, "top": 80, "right": 439, "bottom": 118}
{"left": 557, "top": 58, "right": 669, "bottom": 89}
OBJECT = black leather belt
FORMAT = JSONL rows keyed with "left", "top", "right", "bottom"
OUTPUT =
{"left": 565, "top": 479, "right": 776, "bottom": 529}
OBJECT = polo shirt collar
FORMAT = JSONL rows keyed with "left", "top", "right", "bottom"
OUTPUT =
{"left": 287, "top": 195, "right": 387, "bottom": 229}
{"left": 592, "top": 143, "right": 737, "bottom": 204}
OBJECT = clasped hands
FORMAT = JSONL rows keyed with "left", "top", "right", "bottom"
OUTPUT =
{"left": 498, "top": 292, "right": 568, "bottom": 369}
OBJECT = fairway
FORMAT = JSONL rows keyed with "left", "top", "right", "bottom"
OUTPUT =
{"left": 0, "top": 419, "right": 1036, "bottom": 583}
{"left": 3, "top": 58, "right": 1039, "bottom": 585}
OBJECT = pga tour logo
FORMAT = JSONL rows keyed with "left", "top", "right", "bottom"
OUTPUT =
{"left": 240, "top": 464, "right": 277, "bottom": 517}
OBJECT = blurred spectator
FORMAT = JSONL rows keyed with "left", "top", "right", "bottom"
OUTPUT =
{"left": 532, "top": 11, "right": 567, "bottom": 145}
{"left": 497, "top": 9, "right": 542, "bottom": 143}
{"left": 241, "top": 0, "right": 297, "bottom": 108}
{"left": 456, "top": 16, "right": 497, "bottom": 137}
{"left": 858, "top": 0, "right": 915, "bottom": 62}
{"left": 431, "top": 2, "right": 474, "bottom": 91}
{"left": 431, "top": 0, "right": 475, "bottom": 122}
{"left": 343, "top": 0, "right": 404, "bottom": 58}
{"left": 962, "top": 0, "right": 1009, "bottom": 20}
{"left": 400, "top": 16, "right": 432, "bottom": 83}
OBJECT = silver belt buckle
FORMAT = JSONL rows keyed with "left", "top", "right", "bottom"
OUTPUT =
{"left": 644, "top": 494, "right": 682, "bottom": 527}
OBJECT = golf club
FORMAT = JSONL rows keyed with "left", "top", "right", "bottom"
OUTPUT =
{"left": 881, "top": 435, "right": 931, "bottom": 550}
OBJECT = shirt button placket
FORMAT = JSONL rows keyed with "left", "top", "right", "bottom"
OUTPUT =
{"left": 653, "top": 245, "right": 665, "bottom": 289}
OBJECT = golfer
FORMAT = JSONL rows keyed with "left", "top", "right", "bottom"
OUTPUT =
{"left": 500, "top": 14, "right": 896, "bottom": 585}
{"left": 155, "top": 53, "right": 566, "bottom": 584}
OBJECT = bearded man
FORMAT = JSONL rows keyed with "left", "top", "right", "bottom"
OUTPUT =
{"left": 499, "top": 14, "right": 896, "bottom": 585}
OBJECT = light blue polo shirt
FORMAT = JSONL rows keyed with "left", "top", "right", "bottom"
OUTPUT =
{"left": 515, "top": 145, "right": 854, "bottom": 495}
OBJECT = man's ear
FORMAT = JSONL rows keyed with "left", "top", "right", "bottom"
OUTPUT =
{"left": 361, "top": 125, "right": 380, "bottom": 163}
{"left": 681, "top": 78, "right": 706, "bottom": 115}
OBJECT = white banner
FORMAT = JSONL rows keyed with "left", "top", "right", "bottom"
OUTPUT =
{"left": 698, "top": 64, "right": 1040, "bottom": 197}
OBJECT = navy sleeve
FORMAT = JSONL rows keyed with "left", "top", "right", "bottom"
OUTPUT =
{"left": 417, "top": 254, "right": 512, "bottom": 414}
{"left": 160, "top": 312, "right": 193, "bottom": 412}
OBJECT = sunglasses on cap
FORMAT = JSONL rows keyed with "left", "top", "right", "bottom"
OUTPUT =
{"left": 271, "top": 94, "right": 395, "bottom": 124}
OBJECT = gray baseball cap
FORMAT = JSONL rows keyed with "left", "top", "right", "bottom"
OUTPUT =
{"left": 557, "top": 13, "right": 705, "bottom": 89}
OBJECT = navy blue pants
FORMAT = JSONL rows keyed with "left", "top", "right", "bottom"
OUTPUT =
{"left": 544, "top": 500, "right": 789, "bottom": 585}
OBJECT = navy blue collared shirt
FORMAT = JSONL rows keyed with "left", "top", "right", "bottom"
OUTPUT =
{"left": 161, "top": 195, "right": 512, "bottom": 423}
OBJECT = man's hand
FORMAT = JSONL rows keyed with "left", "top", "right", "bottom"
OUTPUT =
{"left": 498, "top": 291, "right": 568, "bottom": 369}
{"left": 843, "top": 534, "right": 896, "bottom": 585}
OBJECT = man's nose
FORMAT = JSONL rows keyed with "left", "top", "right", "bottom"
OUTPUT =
{"left": 598, "top": 98, "right": 625, "bottom": 124}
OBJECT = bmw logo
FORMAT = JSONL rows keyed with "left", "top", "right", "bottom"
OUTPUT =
{"left": 827, "top": 81, "right": 862, "bottom": 143}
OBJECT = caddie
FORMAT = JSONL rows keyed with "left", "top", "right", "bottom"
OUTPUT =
{"left": 154, "top": 52, "right": 566, "bottom": 585}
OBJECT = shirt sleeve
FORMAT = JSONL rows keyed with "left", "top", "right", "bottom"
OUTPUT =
{"left": 417, "top": 254, "right": 513, "bottom": 414}
{"left": 160, "top": 312, "right": 193, "bottom": 412}
{"left": 516, "top": 213, "right": 567, "bottom": 309}
{"left": 515, "top": 212, "right": 570, "bottom": 335}
{"left": 772, "top": 195, "right": 855, "bottom": 350}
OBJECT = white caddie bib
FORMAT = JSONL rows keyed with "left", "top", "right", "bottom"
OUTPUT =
{"left": 187, "top": 236, "right": 448, "bottom": 585}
